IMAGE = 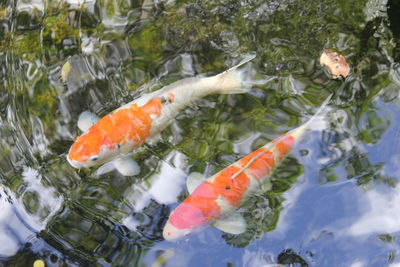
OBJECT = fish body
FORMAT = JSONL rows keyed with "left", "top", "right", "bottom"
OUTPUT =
{"left": 163, "top": 97, "right": 330, "bottom": 241}
{"left": 67, "top": 56, "right": 255, "bottom": 169}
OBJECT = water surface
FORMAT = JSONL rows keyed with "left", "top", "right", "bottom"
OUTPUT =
{"left": 1, "top": 0, "right": 400, "bottom": 266}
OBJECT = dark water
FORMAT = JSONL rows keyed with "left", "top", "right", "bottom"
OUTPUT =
{"left": 1, "top": 0, "right": 400, "bottom": 266}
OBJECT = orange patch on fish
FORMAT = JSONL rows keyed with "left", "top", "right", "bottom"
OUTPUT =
{"left": 168, "top": 92, "right": 175, "bottom": 103}
{"left": 239, "top": 148, "right": 275, "bottom": 179}
{"left": 69, "top": 128, "right": 111, "bottom": 161}
{"left": 68, "top": 98, "right": 163, "bottom": 162}
{"left": 271, "top": 134, "right": 287, "bottom": 143}
{"left": 140, "top": 98, "right": 163, "bottom": 117}
{"left": 170, "top": 182, "right": 221, "bottom": 229}
{"left": 275, "top": 136, "right": 295, "bottom": 160}
{"left": 170, "top": 166, "right": 250, "bottom": 229}
{"left": 213, "top": 166, "right": 250, "bottom": 206}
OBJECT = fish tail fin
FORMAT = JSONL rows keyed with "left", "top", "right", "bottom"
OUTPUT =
{"left": 305, "top": 94, "right": 333, "bottom": 125}
{"left": 213, "top": 54, "right": 256, "bottom": 94}
{"left": 289, "top": 94, "right": 333, "bottom": 140}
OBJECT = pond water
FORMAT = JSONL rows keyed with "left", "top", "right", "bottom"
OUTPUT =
{"left": 1, "top": 0, "right": 400, "bottom": 266}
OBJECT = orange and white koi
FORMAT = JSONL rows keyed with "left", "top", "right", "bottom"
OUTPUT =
{"left": 163, "top": 96, "right": 331, "bottom": 241}
{"left": 67, "top": 55, "right": 255, "bottom": 171}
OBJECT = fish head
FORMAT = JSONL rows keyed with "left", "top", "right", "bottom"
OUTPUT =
{"left": 163, "top": 219, "right": 196, "bottom": 241}
{"left": 163, "top": 201, "right": 212, "bottom": 241}
{"left": 67, "top": 131, "right": 118, "bottom": 169}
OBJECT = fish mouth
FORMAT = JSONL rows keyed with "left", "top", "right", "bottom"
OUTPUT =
{"left": 66, "top": 154, "right": 88, "bottom": 169}
{"left": 163, "top": 221, "right": 193, "bottom": 241}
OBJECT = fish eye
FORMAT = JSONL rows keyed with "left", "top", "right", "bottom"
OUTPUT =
{"left": 90, "top": 156, "right": 99, "bottom": 161}
{"left": 160, "top": 96, "right": 171, "bottom": 104}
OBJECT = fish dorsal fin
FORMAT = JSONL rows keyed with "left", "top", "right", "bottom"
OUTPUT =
{"left": 231, "top": 147, "right": 271, "bottom": 180}
{"left": 77, "top": 111, "right": 100, "bottom": 132}
{"left": 186, "top": 172, "right": 207, "bottom": 194}
{"left": 113, "top": 156, "right": 141, "bottom": 176}
{"left": 212, "top": 212, "right": 247, "bottom": 235}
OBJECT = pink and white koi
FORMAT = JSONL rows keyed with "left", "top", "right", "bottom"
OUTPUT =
{"left": 67, "top": 56, "right": 255, "bottom": 172}
{"left": 163, "top": 96, "right": 331, "bottom": 241}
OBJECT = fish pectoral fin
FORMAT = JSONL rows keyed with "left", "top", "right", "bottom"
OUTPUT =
{"left": 113, "top": 156, "right": 141, "bottom": 176}
{"left": 145, "top": 133, "right": 161, "bottom": 146}
{"left": 77, "top": 111, "right": 100, "bottom": 132}
{"left": 186, "top": 172, "right": 207, "bottom": 194}
{"left": 212, "top": 212, "right": 247, "bottom": 235}
{"left": 94, "top": 161, "right": 115, "bottom": 177}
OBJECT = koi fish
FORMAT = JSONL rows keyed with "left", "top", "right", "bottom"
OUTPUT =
{"left": 67, "top": 55, "right": 256, "bottom": 175}
{"left": 163, "top": 96, "right": 331, "bottom": 241}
